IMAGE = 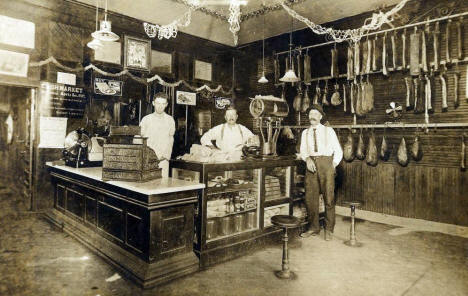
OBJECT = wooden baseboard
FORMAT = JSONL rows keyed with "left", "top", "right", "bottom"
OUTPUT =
{"left": 335, "top": 206, "right": 468, "bottom": 238}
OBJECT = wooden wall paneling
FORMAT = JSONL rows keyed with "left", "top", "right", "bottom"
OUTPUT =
{"left": 456, "top": 171, "right": 468, "bottom": 226}
{"left": 380, "top": 164, "right": 396, "bottom": 216}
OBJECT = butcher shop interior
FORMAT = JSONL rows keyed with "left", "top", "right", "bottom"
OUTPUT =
{"left": 0, "top": 0, "right": 467, "bottom": 295}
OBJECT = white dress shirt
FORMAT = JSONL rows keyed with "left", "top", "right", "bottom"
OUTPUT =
{"left": 200, "top": 123, "right": 254, "bottom": 152}
{"left": 299, "top": 124, "right": 343, "bottom": 167}
{"left": 139, "top": 112, "right": 175, "bottom": 177}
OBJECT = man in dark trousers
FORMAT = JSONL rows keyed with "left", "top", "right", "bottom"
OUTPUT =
{"left": 299, "top": 105, "right": 343, "bottom": 241}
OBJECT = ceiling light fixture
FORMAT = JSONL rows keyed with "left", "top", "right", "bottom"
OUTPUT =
{"left": 258, "top": 11, "right": 268, "bottom": 84}
{"left": 280, "top": 17, "right": 299, "bottom": 83}
{"left": 92, "top": 0, "right": 119, "bottom": 42}
{"left": 87, "top": 0, "right": 103, "bottom": 50}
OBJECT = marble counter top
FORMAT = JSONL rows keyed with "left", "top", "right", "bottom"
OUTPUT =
{"left": 46, "top": 162, "right": 205, "bottom": 196}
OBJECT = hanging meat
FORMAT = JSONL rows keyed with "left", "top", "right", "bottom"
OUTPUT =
{"left": 397, "top": 137, "right": 409, "bottom": 167}
{"left": 362, "top": 39, "right": 369, "bottom": 74}
{"left": 382, "top": 32, "right": 388, "bottom": 76}
{"left": 347, "top": 45, "right": 354, "bottom": 80}
{"left": 362, "top": 78, "right": 374, "bottom": 113}
{"left": 322, "top": 80, "right": 330, "bottom": 106}
{"left": 404, "top": 77, "right": 414, "bottom": 111}
{"left": 365, "top": 39, "right": 372, "bottom": 74}
{"left": 402, "top": 29, "right": 407, "bottom": 70}
{"left": 413, "top": 77, "right": 425, "bottom": 114}
{"left": 331, "top": 83, "right": 342, "bottom": 106}
{"left": 456, "top": 19, "right": 463, "bottom": 60}
{"left": 354, "top": 41, "right": 360, "bottom": 76}
{"left": 356, "top": 129, "right": 366, "bottom": 160}
{"left": 411, "top": 135, "right": 423, "bottom": 161}
{"left": 440, "top": 74, "right": 448, "bottom": 112}
{"left": 293, "top": 84, "right": 302, "bottom": 112}
{"left": 297, "top": 52, "right": 302, "bottom": 81}
{"left": 343, "top": 83, "right": 348, "bottom": 113}
{"left": 410, "top": 28, "right": 421, "bottom": 76}
{"left": 426, "top": 75, "right": 434, "bottom": 114}
{"left": 301, "top": 85, "right": 310, "bottom": 113}
{"left": 274, "top": 56, "right": 280, "bottom": 84}
{"left": 355, "top": 81, "right": 364, "bottom": 117}
{"left": 380, "top": 134, "right": 391, "bottom": 161}
{"left": 462, "top": 134, "right": 466, "bottom": 171}
{"left": 446, "top": 19, "right": 452, "bottom": 65}
{"left": 343, "top": 129, "right": 355, "bottom": 162}
{"left": 331, "top": 47, "right": 339, "bottom": 78}
{"left": 391, "top": 32, "right": 397, "bottom": 70}
{"left": 350, "top": 82, "right": 356, "bottom": 114}
{"left": 304, "top": 52, "right": 311, "bottom": 83}
{"left": 313, "top": 83, "right": 321, "bottom": 105}
{"left": 366, "top": 129, "right": 378, "bottom": 166}
{"left": 372, "top": 37, "right": 378, "bottom": 72}
{"left": 421, "top": 29, "right": 428, "bottom": 73}
{"left": 454, "top": 72, "right": 460, "bottom": 109}
{"left": 433, "top": 22, "right": 440, "bottom": 72}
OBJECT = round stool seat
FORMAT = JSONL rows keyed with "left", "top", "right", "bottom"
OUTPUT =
{"left": 271, "top": 215, "right": 301, "bottom": 229}
{"left": 342, "top": 200, "right": 363, "bottom": 207}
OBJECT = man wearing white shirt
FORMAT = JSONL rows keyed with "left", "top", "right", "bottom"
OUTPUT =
{"left": 200, "top": 108, "right": 254, "bottom": 152}
{"left": 299, "top": 105, "right": 343, "bottom": 240}
{"left": 139, "top": 93, "right": 175, "bottom": 178}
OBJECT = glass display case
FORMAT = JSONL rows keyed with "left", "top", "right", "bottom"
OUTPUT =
{"left": 170, "top": 158, "right": 299, "bottom": 268}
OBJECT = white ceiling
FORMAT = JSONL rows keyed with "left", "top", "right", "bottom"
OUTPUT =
{"left": 77, "top": 0, "right": 403, "bottom": 46}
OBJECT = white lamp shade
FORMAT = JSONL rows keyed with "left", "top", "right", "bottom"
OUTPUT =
{"left": 279, "top": 69, "right": 300, "bottom": 82}
{"left": 91, "top": 20, "right": 119, "bottom": 42}
{"left": 87, "top": 38, "right": 103, "bottom": 50}
{"left": 258, "top": 72, "right": 268, "bottom": 83}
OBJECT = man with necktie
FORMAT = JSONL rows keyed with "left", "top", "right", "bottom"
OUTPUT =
{"left": 299, "top": 105, "right": 343, "bottom": 241}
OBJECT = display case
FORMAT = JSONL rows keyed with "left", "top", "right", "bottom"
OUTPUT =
{"left": 170, "top": 158, "right": 299, "bottom": 268}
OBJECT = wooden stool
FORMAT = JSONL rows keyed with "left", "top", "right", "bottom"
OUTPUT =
{"left": 271, "top": 215, "right": 301, "bottom": 279}
{"left": 342, "top": 200, "right": 364, "bottom": 247}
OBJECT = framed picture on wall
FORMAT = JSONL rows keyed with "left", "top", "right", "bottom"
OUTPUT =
{"left": 193, "top": 59, "right": 212, "bottom": 82}
{"left": 124, "top": 35, "right": 151, "bottom": 72}
{"left": 151, "top": 50, "right": 174, "bottom": 76}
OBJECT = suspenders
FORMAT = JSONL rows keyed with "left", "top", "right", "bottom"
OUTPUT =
{"left": 221, "top": 123, "right": 243, "bottom": 141}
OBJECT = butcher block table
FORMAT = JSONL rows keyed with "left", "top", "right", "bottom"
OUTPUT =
{"left": 45, "top": 162, "right": 204, "bottom": 288}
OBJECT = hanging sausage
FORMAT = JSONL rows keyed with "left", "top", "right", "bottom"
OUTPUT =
{"left": 462, "top": 134, "right": 466, "bottom": 171}
{"left": 331, "top": 47, "right": 339, "bottom": 78}
{"left": 427, "top": 74, "right": 434, "bottom": 114}
{"left": 380, "top": 132, "right": 391, "bottom": 161}
{"left": 404, "top": 77, "right": 414, "bottom": 111}
{"left": 402, "top": 29, "right": 407, "bottom": 70}
{"left": 411, "top": 134, "right": 423, "bottom": 161}
{"left": 293, "top": 84, "right": 302, "bottom": 112}
{"left": 421, "top": 29, "right": 428, "bottom": 73}
{"left": 356, "top": 128, "right": 366, "bottom": 160}
{"left": 413, "top": 76, "right": 425, "bottom": 114}
{"left": 366, "top": 129, "right": 378, "bottom": 166}
{"left": 440, "top": 73, "right": 448, "bottom": 112}
{"left": 397, "top": 137, "right": 409, "bottom": 167}
{"left": 391, "top": 32, "right": 397, "bottom": 71}
{"left": 382, "top": 32, "right": 388, "bottom": 76}
{"left": 372, "top": 37, "right": 378, "bottom": 72}
{"left": 365, "top": 39, "right": 372, "bottom": 74}
{"left": 343, "top": 82, "right": 348, "bottom": 113}
{"left": 454, "top": 71, "right": 460, "bottom": 109}
{"left": 343, "top": 129, "right": 355, "bottom": 162}
{"left": 446, "top": 19, "right": 452, "bottom": 65}
{"left": 354, "top": 41, "right": 360, "bottom": 76}
{"left": 313, "top": 82, "right": 321, "bottom": 105}
{"left": 304, "top": 51, "right": 312, "bottom": 84}
{"left": 362, "top": 39, "right": 369, "bottom": 74}
{"left": 355, "top": 80, "right": 364, "bottom": 116}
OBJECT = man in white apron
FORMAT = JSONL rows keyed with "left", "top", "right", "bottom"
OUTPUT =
{"left": 139, "top": 93, "right": 175, "bottom": 177}
{"left": 299, "top": 105, "right": 343, "bottom": 241}
{"left": 200, "top": 108, "right": 254, "bottom": 152}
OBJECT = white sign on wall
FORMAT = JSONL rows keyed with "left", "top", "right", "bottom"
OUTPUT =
{"left": 0, "top": 15, "right": 35, "bottom": 49}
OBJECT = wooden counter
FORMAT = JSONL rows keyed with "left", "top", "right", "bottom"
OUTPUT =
{"left": 45, "top": 163, "right": 204, "bottom": 288}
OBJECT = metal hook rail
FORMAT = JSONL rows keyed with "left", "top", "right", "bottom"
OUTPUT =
{"left": 283, "top": 122, "right": 468, "bottom": 129}
{"left": 275, "top": 10, "right": 468, "bottom": 56}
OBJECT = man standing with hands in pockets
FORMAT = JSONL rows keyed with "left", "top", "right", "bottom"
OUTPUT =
{"left": 299, "top": 105, "right": 343, "bottom": 241}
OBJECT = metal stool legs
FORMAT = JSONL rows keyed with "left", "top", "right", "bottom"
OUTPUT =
{"left": 275, "top": 227, "right": 296, "bottom": 279}
{"left": 344, "top": 204, "right": 363, "bottom": 247}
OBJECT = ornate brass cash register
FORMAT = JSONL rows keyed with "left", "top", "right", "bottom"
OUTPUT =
{"left": 102, "top": 125, "right": 161, "bottom": 181}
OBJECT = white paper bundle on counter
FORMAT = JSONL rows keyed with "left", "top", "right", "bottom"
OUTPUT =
{"left": 178, "top": 144, "right": 243, "bottom": 163}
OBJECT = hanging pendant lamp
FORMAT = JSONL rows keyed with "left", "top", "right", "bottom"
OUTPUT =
{"left": 280, "top": 17, "right": 299, "bottom": 83}
{"left": 92, "top": 0, "right": 119, "bottom": 42}
{"left": 258, "top": 13, "right": 268, "bottom": 84}
{"left": 87, "top": 0, "right": 103, "bottom": 50}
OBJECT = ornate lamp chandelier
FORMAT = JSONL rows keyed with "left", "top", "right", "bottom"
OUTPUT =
{"left": 87, "top": 0, "right": 103, "bottom": 50}
{"left": 92, "top": 0, "right": 119, "bottom": 42}
{"left": 280, "top": 17, "right": 299, "bottom": 83}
